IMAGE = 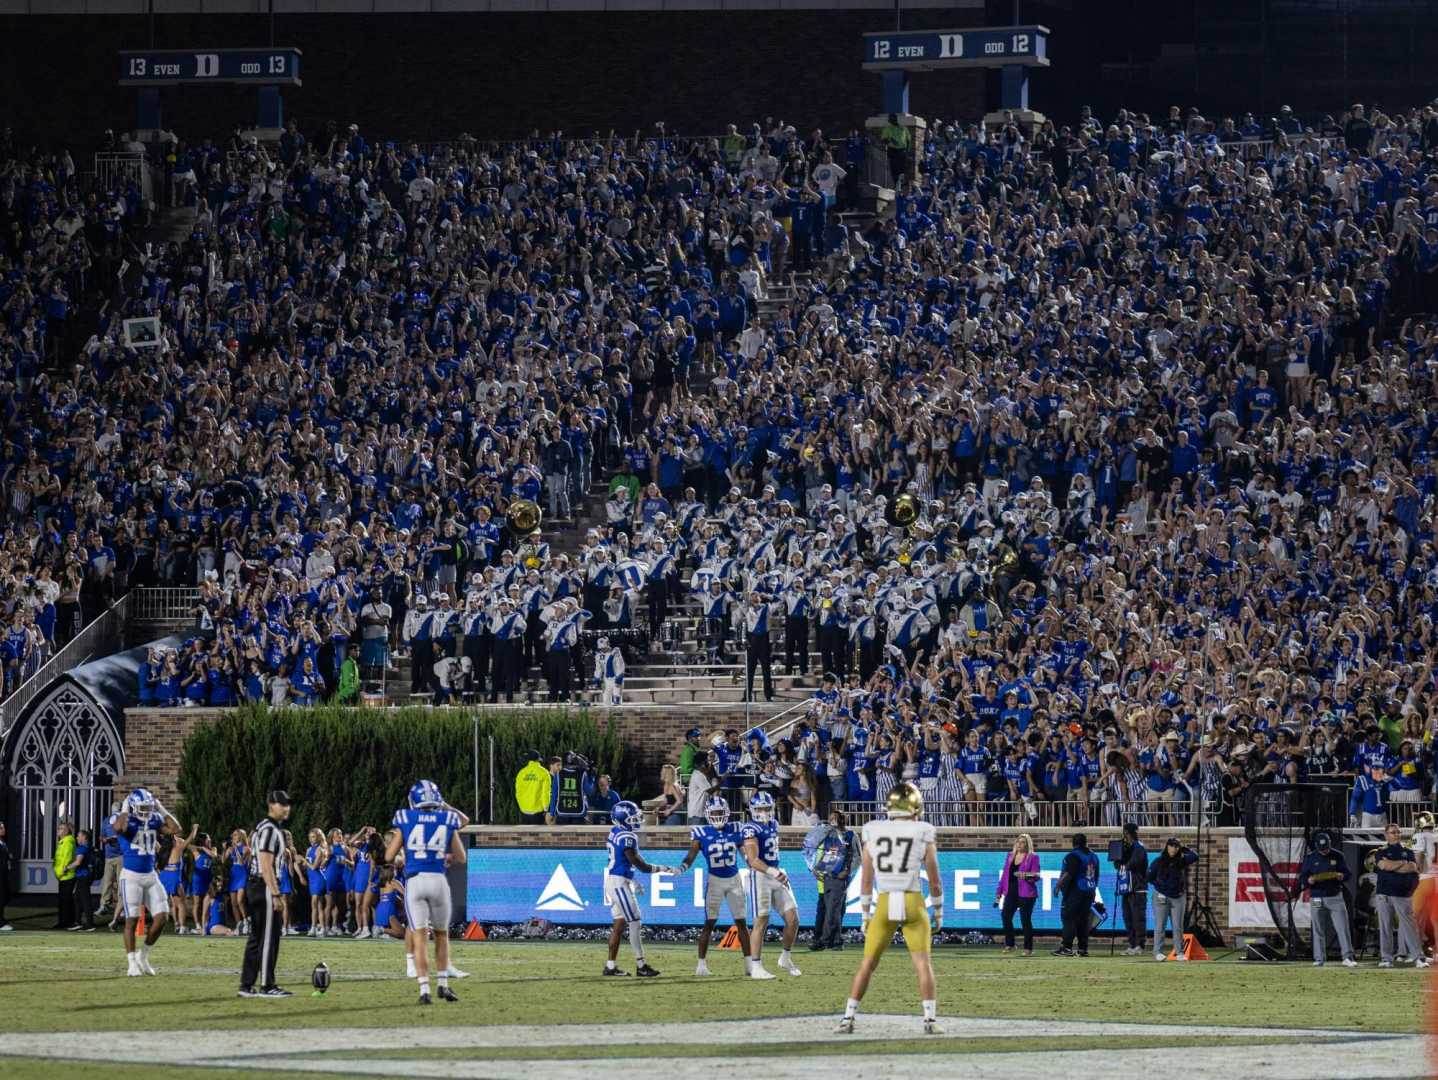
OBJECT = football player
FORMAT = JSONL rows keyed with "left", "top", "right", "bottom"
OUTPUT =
{"left": 603, "top": 800, "right": 667, "bottom": 977}
{"left": 675, "top": 795, "right": 752, "bottom": 975}
{"left": 836, "top": 782, "right": 943, "bottom": 1035}
{"left": 112, "top": 788, "right": 181, "bottom": 976}
{"left": 741, "top": 791, "right": 801, "bottom": 979}
{"left": 384, "top": 780, "right": 466, "bottom": 1005}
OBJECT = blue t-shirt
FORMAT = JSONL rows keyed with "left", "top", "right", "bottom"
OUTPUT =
{"left": 120, "top": 812, "right": 164, "bottom": 874}
{"left": 690, "top": 823, "right": 742, "bottom": 879}
{"left": 391, "top": 807, "right": 461, "bottom": 878}
{"left": 606, "top": 824, "right": 639, "bottom": 879}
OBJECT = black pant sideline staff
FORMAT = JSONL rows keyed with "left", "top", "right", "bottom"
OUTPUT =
{"left": 239, "top": 790, "right": 294, "bottom": 998}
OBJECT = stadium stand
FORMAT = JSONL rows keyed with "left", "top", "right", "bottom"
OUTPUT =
{"left": 3, "top": 100, "right": 1438, "bottom": 831}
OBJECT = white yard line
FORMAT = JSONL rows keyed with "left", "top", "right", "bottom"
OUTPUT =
{"left": 0, "top": 1015, "right": 1402, "bottom": 1065}
{"left": 237, "top": 1041, "right": 1432, "bottom": 1080}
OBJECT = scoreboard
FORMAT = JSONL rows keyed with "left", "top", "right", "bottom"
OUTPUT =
{"left": 863, "top": 27, "right": 1048, "bottom": 71}
{"left": 119, "top": 48, "right": 302, "bottom": 87}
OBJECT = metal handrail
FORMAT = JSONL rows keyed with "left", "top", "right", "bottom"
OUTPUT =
{"left": 759, "top": 698, "right": 814, "bottom": 740}
{"left": 127, "top": 587, "right": 203, "bottom": 624}
{"left": 0, "top": 592, "right": 130, "bottom": 737}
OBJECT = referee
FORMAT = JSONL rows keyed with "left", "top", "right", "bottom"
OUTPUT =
{"left": 239, "top": 790, "right": 293, "bottom": 998}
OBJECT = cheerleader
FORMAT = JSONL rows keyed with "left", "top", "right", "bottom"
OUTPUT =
{"left": 158, "top": 823, "right": 197, "bottom": 933}
{"left": 374, "top": 864, "right": 407, "bottom": 940}
{"left": 349, "top": 827, "right": 375, "bottom": 938}
{"left": 202, "top": 875, "right": 235, "bottom": 936}
{"left": 323, "top": 827, "right": 349, "bottom": 936}
{"left": 223, "top": 829, "right": 250, "bottom": 934}
{"left": 278, "top": 830, "right": 296, "bottom": 935}
{"left": 188, "top": 832, "right": 217, "bottom": 933}
{"left": 303, "top": 828, "right": 329, "bottom": 938}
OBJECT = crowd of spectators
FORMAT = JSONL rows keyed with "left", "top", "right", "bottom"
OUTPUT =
{"left": 2, "top": 101, "right": 1438, "bottom": 831}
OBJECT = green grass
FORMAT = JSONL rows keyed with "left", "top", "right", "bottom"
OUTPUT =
{"left": 0, "top": 932, "right": 1417, "bottom": 1033}
{"left": 0, "top": 927, "right": 1425, "bottom": 1079}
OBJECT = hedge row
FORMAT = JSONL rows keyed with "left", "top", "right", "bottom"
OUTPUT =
{"left": 175, "top": 704, "right": 631, "bottom": 831}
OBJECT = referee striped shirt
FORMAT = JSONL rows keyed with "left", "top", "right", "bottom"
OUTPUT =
{"left": 248, "top": 817, "right": 285, "bottom": 875}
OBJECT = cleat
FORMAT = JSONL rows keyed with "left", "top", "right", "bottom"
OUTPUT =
{"left": 258, "top": 986, "right": 292, "bottom": 998}
{"left": 237, "top": 987, "right": 258, "bottom": 997}
{"left": 437, "top": 986, "right": 459, "bottom": 1002}
{"left": 1342, "top": 958, "right": 1358, "bottom": 968}
{"left": 924, "top": 1020, "right": 944, "bottom": 1035}
{"left": 1051, "top": 947, "right": 1074, "bottom": 957}
{"left": 834, "top": 1017, "right": 855, "bottom": 1034}
{"left": 602, "top": 966, "right": 629, "bottom": 977}
{"left": 1418, "top": 959, "right": 1432, "bottom": 969}
{"left": 139, "top": 955, "right": 158, "bottom": 976}
{"left": 778, "top": 955, "right": 802, "bottom": 977}
{"left": 635, "top": 963, "right": 660, "bottom": 978}
{"left": 695, "top": 961, "right": 711, "bottom": 977}
{"left": 749, "top": 966, "right": 776, "bottom": 980}
{"left": 1378, "top": 960, "right": 1393, "bottom": 969}
{"left": 419, "top": 992, "right": 432, "bottom": 1006}
{"left": 443, "top": 966, "right": 469, "bottom": 979}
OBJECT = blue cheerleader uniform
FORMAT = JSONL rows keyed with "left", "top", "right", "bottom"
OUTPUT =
{"left": 306, "top": 844, "right": 328, "bottom": 896}
{"left": 190, "top": 849, "right": 214, "bottom": 897}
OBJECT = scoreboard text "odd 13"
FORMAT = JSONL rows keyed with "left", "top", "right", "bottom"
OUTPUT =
{"left": 118, "top": 49, "right": 303, "bottom": 87}
{"left": 126, "top": 54, "right": 289, "bottom": 78}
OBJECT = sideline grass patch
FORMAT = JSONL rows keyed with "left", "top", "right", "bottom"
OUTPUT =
{"left": 0, "top": 933, "right": 1420, "bottom": 1035}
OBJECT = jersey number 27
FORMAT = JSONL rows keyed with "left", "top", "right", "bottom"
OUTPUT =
{"left": 872, "top": 836, "right": 914, "bottom": 875}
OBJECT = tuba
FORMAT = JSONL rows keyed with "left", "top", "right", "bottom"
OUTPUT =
{"left": 888, "top": 492, "right": 919, "bottom": 528}
{"left": 889, "top": 493, "right": 919, "bottom": 565}
{"left": 507, "top": 499, "right": 542, "bottom": 536}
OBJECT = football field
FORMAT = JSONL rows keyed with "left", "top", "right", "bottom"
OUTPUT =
{"left": 0, "top": 929, "right": 1428, "bottom": 1079}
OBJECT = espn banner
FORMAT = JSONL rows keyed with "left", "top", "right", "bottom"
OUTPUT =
{"left": 466, "top": 847, "right": 1118, "bottom": 929}
{"left": 1228, "top": 837, "right": 1311, "bottom": 928}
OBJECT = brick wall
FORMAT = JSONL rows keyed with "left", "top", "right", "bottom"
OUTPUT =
{"left": 469, "top": 824, "right": 1240, "bottom": 935}
{"left": 0, "top": 11, "right": 984, "bottom": 146}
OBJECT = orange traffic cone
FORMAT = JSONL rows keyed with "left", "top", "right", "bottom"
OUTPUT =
{"left": 717, "top": 926, "right": 742, "bottom": 950}
{"left": 462, "top": 921, "right": 487, "bottom": 941}
{"left": 1165, "top": 933, "right": 1210, "bottom": 961}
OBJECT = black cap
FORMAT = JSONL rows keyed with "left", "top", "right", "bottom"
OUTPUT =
{"left": 267, "top": 789, "right": 292, "bottom": 806}
{"left": 1166, "top": 835, "right": 1181, "bottom": 847}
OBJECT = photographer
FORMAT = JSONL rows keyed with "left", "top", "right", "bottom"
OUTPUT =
{"left": 1112, "top": 823, "right": 1149, "bottom": 956}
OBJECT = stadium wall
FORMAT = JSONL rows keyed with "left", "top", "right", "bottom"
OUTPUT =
{"left": 0, "top": 11, "right": 986, "bottom": 145}
{"left": 469, "top": 824, "right": 1241, "bottom": 936}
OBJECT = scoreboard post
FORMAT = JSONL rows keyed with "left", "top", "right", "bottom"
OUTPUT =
{"left": 118, "top": 47, "right": 303, "bottom": 135}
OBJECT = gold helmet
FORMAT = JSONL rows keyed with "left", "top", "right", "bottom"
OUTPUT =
{"left": 886, "top": 782, "right": 924, "bottom": 820}
{"left": 1416, "top": 811, "right": 1435, "bottom": 831}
